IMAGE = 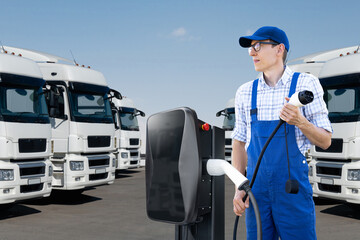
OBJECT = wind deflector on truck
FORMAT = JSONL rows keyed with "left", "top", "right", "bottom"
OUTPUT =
{"left": 69, "top": 82, "right": 109, "bottom": 94}
{"left": 0, "top": 73, "right": 45, "bottom": 87}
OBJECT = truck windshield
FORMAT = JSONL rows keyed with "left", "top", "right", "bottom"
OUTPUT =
{"left": 223, "top": 107, "right": 235, "bottom": 130}
{"left": 69, "top": 91, "right": 113, "bottom": 123}
{"left": 0, "top": 84, "right": 49, "bottom": 123}
{"left": 321, "top": 73, "right": 360, "bottom": 123}
{"left": 119, "top": 107, "right": 139, "bottom": 131}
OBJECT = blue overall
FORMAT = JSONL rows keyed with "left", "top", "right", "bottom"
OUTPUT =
{"left": 245, "top": 73, "right": 316, "bottom": 240}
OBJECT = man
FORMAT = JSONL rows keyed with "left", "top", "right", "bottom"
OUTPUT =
{"left": 231, "top": 26, "right": 332, "bottom": 239}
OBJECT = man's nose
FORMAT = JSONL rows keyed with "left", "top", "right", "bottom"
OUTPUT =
{"left": 248, "top": 47, "right": 256, "bottom": 56}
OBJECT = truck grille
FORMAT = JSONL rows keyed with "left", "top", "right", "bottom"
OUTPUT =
{"left": 129, "top": 138, "right": 139, "bottom": 145}
{"left": 89, "top": 173, "right": 108, "bottom": 181}
{"left": 225, "top": 148, "right": 232, "bottom": 157}
{"left": 20, "top": 183, "right": 44, "bottom": 193}
{"left": 19, "top": 138, "right": 46, "bottom": 153}
{"left": 316, "top": 158, "right": 351, "bottom": 163}
{"left": 225, "top": 138, "right": 232, "bottom": 146}
{"left": 88, "top": 136, "right": 111, "bottom": 148}
{"left": 89, "top": 158, "right": 110, "bottom": 168}
{"left": 130, "top": 151, "right": 138, "bottom": 158}
{"left": 19, "top": 163, "right": 46, "bottom": 178}
{"left": 315, "top": 138, "right": 343, "bottom": 153}
{"left": 130, "top": 160, "right": 138, "bottom": 165}
{"left": 318, "top": 183, "right": 341, "bottom": 193}
{"left": 316, "top": 166, "right": 342, "bottom": 177}
{"left": 10, "top": 158, "right": 45, "bottom": 163}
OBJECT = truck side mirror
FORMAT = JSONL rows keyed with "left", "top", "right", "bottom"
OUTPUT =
{"left": 48, "top": 86, "right": 59, "bottom": 118}
{"left": 108, "top": 88, "right": 123, "bottom": 100}
{"left": 146, "top": 107, "right": 202, "bottom": 224}
{"left": 137, "top": 110, "right": 145, "bottom": 117}
{"left": 45, "top": 84, "right": 67, "bottom": 119}
{"left": 114, "top": 91, "right": 122, "bottom": 99}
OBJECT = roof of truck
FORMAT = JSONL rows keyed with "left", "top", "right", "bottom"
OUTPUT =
{"left": 289, "top": 46, "right": 359, "bottom": 64}
{"left": 3, "top": 46, "right": 107, "bottom": 86}
{"left": 289, "top": 45, "right": 360, "bottom": 79}
{"left": 0, "top": 52, "right": 43, "bottom": 79}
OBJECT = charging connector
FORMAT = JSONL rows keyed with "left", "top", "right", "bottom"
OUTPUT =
{"left": 206, "top": 160, "right": 262, "bottom": 240}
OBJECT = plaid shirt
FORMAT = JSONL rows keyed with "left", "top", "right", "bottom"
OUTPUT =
{"left": 231, "top": 66, "right": 332, "bottom": 155}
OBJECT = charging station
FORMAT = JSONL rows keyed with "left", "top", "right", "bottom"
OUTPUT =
{"left": 145, "top": 90, "right": 313, "bottom": 240}
{"left": 145, "top": 107, "right": 226, "bottom": 240}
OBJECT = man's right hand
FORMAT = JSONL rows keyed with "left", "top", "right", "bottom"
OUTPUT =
{"left": 233, "top": 189, "right": 249, "bottom": 216}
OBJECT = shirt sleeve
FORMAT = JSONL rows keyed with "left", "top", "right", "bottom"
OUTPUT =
{"left": 301, "top": 74, "right": 333, "bottom": 133}
{"left": 231, "top": 85, "right": 247, "bottom": 142}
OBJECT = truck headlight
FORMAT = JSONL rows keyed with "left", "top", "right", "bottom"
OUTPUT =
{"left": 49, "top": 165, "right": 53, "bottom": 176}
{"left": 0, "top": 169, "right": 14, "bottom": 181}
{"left": 309, "top": 166, "right": 313, "bottom": 177}
{"left": 70, "top": 161, "right": 84, "bottom": 171}
{"left": 348, "top": 169, "right": 360, "bottom": 181}
{"left": 112, "top": 158, "right": 116, "bottom": 167}
{"left": 121, "top": 152, "right": 128, "bottom": 159}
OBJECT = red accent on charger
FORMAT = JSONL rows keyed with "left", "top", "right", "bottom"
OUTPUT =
{"left": 202, "top": 123, "right": 210, "bottom": 131}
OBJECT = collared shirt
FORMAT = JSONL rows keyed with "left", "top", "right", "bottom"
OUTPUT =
{"left": 231, "top": 66, "right": 332, "bottom": 155}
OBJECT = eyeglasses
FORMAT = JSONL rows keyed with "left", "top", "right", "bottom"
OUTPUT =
{"left": 248, "top": 41, "right": 279, "bottom": 53}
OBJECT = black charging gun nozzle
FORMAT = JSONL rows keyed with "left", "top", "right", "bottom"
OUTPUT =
{"left": 238, "top": 180, "right": 251, "bottom": 193}
{"left": 298, "top": 90, "right": 314, "bottom": 105}
{"left": 236, "top": 181, "right": 262, "bottom": 240}
{"left": 238, "top": 181, "right": 251, "bottom": 202}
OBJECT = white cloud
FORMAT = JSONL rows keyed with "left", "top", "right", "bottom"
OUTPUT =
{"left": 168, "top": 27, "right": 200, "bottom": 42}
{"left": 172, "top": 27, "right": 187, "bottom": 37}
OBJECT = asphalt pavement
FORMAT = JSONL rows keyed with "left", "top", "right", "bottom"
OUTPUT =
{"left": 0, "top": 168, "right": 359, "bottom": 240}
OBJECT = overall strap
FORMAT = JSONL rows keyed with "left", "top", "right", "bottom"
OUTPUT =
{"left": 250, "top": 79, "right": 259, "bottom": 122}
{"left": 288, "top": 72, "right": 300, "bottom": 98}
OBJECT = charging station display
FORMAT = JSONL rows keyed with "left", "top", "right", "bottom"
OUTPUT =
{"left": 146, "top": 110, "right": 186, "bottom": 222}
{"left": 146, "top": 108, "right": 201, "bottom": 224}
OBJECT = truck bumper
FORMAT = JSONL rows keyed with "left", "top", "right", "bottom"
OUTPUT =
{"left": 309, "top": 160, "right": 360, "bottom": 204}
{"left": 52, "top": 153, "right": 116, "bottom": 190}
{"left": 0, "top": 160, "right": 52, "bottom": 204}
{"left": 116, "top": 149, "right": 140, "bottom": 170}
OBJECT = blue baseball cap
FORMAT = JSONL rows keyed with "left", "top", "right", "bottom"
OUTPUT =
{"left": 239, "top": 26, "right": 290, "bottom": 51}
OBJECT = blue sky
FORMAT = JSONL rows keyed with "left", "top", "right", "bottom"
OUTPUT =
{"left": 1, "top": 0, "right": 360, "bottom": 131}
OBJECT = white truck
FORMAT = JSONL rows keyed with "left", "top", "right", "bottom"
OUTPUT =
{"left": 109, "top": 89, "right": 145, "bottom": 169}
{"left": 289, "top": 45, "right": 360, "bottom": 204}
{"left": 5, "top": 46, "right": 116, "bottom": 191}
{"left": 0, "top": 48, "right": 52, "bottom": 204}
{"left": 216, "top": 98, "right": 235, "bottom": 162}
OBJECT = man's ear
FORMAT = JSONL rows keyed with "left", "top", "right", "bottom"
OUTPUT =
{"left": 277, "top": 44, "right": 285, "bottom": 56}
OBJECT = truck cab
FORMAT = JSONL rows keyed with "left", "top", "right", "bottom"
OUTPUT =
{"left": 216, "top": 98, "right": 235, "bottom": 162}
{"left": 0, "top": 49, "right": 52, "bottom": 204}
{"left": 109, "top": 90, "right": 145, "bottom": 169}
{"left": 5, "top": 46, "right": 116, "bottom": 191}
{"left": 289, "top": 46, "right": 360, "bottom": 204}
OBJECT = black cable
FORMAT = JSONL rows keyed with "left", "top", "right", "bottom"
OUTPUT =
{"left": 233, "top": 214, "right": 239, "bottom": 240}
{"left": 284, "top": 122, "right": 299, "bottom": 194}
{"left": 235, "top": 182, "right": 262, "bottom": 240}
{"left": 284, "top": 123, "right": 291, "bottom": 179}
{"left": 233, "top": 216, "right": 239, "bottom": 240}
{"left": 248, "top": 190, "right": 262, "bottom": 240}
